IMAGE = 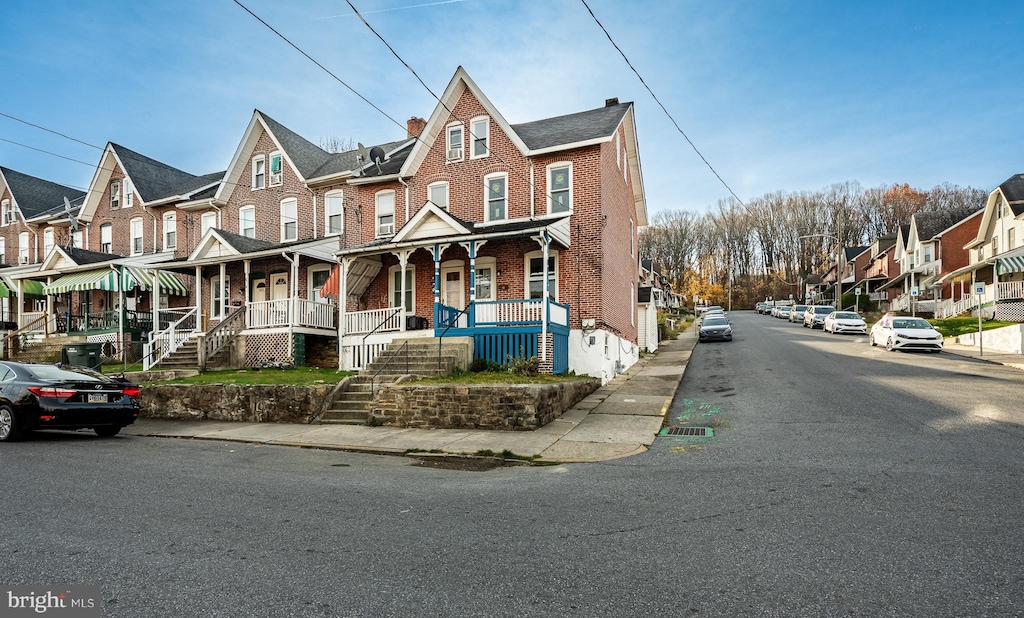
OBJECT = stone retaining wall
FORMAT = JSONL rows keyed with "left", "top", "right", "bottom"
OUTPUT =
{"left": 370, "top": 379, "right": 600, "bottom": 430}
{"left": 141, "top": 384, "right": 335, "bottom": 424}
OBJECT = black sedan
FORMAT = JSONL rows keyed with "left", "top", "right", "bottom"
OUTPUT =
{"left": 698, "top": 316, "right": 733, "bottom": 342}
{"left": 0, "top": 362, "right": 140, "bottom": 442}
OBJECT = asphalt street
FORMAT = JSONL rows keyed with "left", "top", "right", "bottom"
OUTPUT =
{"left": 3, "top": 310, "right": 1024, "bottom": 616}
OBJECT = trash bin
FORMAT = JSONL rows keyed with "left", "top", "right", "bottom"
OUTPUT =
{"left": 62, "top": 342, "right": 104, "bottom": 370}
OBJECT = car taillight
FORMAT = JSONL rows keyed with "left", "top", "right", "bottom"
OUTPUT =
{"left": 122, "top": 386, "right": 141, "bottom": 398}
{"left": 28, "top": 386, "right": 77, "bottom": 399}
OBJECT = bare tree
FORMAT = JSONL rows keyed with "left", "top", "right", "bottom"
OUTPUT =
{"left": 319, "top": 135, "right": 357, "bottom": 154}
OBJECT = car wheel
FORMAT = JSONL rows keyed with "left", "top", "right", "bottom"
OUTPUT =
{"left": 869, "top": 333, "right": 876, "bottom": 346}
{"left": 886, "top": 338, "right": 895, "bottom": 352}
{"left": 94, "top": 426, "right": 122, "bottom": 438}
{"left": 0, "top": 404, "right": 22, "bottom": 442}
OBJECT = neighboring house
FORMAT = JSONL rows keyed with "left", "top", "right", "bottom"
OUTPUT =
{"left": 856, "top": 235, "right": 898, "bottom": 308}
{"left": 840, "top": 245, "right": 870, "bottom": 299}
{"left": 0, "top": 166, "right": 85, "bottom": 327}
{"left": 937, "top": 175, "right": 1024, "bottom": 320}
{"left": 636, "top": 286, "right": 658, "bottom": 353}
{"left": 333, "top": 67, "right": 646, "bottom": 380}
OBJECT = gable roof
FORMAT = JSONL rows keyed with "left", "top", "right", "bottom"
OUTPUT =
{"left": 914, "top": 207, "right": 983, "bottom": 241}
{"left": 258, "top": 112, "right": 333, "bottom": 180}
{"left": 511, "top": 102, "right": 632, "bottom": 151}
{"left": 311, "top": 139, "right": 411, "bottom": 181}
{"left": 0, "top": 166, "right": 86, "bottom": 220}
{"left": 111, "top": 143, "right": 204, "bottom": 203}
{"left": 844, "top": 246, "right": 869, "bottom": 261}
{"left": 997, "top": 174, "right": 1024, "bottom": 216}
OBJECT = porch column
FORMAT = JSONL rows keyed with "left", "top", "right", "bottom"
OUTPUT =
{"left": 16, "top": 279, "right": 22, "bottom": 329}
{"left": 432, "top": 244, "right": 442, "bottom": 327}
{"left": 339, "top": 258, "right": 350, "bottom": 337}
{"left": 45, "top": 278, "right": 53, "bottom": 335}
{"left": 910, "top": 271, "right": 916, "bottom": 317}
{"left": 194, "top": 265, "right": 202, "bottom": 331}
{"left": 243, "top": 260, "right": 251, "bottom": 329}
{"left": 459, "top": 240, "right": 484, "bottom": 327}
{"left": 151, "top": 267, "right": 160, "bottom": 336}
{"left": 117, "top": 266, "right": 125, "bottom": 361}
{"left": 219, "top": 262, "right": 226, "bottom": 323}
{"left": 536, "top": 232, "right": 551, "bottom": 363}
{"left": 397, "top": 249, "right": 410, "bottom": 332}
{"left": 291, "top": 252, "right": 299, "bottom": 323}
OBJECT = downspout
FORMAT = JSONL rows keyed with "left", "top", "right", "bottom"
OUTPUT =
{"left": 283, "top": 251, "right": 298, "bottom": 361}
{"left": 529, "top": 163, "right": 535, "bottom": 219}
{"left": 398, "top": 176, "right": 410, "bottom": 224}
{"left": 310, "top": 187, "right": 318, "bottom": 239}
{"left": 143, "top": 200, "right": 159, "bottom": 253}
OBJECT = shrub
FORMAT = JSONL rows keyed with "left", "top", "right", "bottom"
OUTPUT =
{"left": 469, "top": 357, "right": 488, "bottom": 372}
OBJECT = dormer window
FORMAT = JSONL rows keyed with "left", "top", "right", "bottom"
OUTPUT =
{"left": 470, "top": 116, "right": 489, "bottom": 159}
{"left": 109, "top": 180, "right": 120, "bottom": 209}
{"left": 446, "top": 123, "right": 463, "bottom": 162}
{"left": 252, "top": 155, "right": 266, "bottom": 189}
{"left": 269, "top": 152, "right": 283, "bottom": 186}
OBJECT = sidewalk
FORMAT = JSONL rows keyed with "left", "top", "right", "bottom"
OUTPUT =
{"left": 124, "top": 330, "right": 698, "bottom": 463}
{"left": 942, "top": 340, "right": 1024, "bottom": 371}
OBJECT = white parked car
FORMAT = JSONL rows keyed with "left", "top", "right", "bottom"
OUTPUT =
{"left": 803, "top": 305, "right": 835, "bottom": 328}
{"left": 824, "top": 311, "right": 867, "bottom": 334}
{"left": 869, "top": 315, "right": 943, "bottom": 352}
{"left": 777, "top": 306, "right": 792, "bottom": 319}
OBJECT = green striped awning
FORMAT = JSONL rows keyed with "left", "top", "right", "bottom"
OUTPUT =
{"left": 122, "top": 266, "right": 188, "bottom": 296}
{"left": 0, "top": 279, "right": 8, "bottom": 299}
{"left": 1, "top": 277, "right": 46, "bottom": 296}
{"left": 43, "top": 269, "right": 122, "bottom": 295}
{"left": 996, "top": 255, "right": 1024, "bottom": 276}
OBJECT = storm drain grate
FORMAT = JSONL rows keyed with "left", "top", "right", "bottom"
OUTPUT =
{"left": 660, "top": 426, "right": 714, "bottom": 437}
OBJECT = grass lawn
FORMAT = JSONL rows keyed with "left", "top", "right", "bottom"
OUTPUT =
{"left": 927, "top": 317, "right": 1018, "bottom": 338}
{"left": 145, "top": 367, "right": 353, "bottom": 386}
{"left": 411, "top": 371, "right": 589, "bottom": 385}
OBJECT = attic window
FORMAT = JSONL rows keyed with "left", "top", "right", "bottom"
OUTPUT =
{"left": 1, "top": 199, "right": 10, "bottom": 226}
{"left": 252, "top": 156, "right": 266, "bottom": 190}
{"left": 110, "top": 180, "right": 120, "bottom": 210}
{"left": 470, "top": 116, "right": 489, "bottom": 159}
{"left": 124, "top": 178, "right": 134, "bottom": 208}
{"left": 269, "top": 152, "right": 283, "bottom": 186}
{"left": 446, "top": 124, "right": 463, "bottom": 162}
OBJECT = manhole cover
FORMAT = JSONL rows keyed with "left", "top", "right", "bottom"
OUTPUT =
{"left": 660, "top": 426, "right": 713, "bottom": 437}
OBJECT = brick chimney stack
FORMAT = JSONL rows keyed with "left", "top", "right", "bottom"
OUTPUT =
{"left": 605, "top": 97, "right": 619, "bottom": 107}
{"left": 407, "top": 117, "right": 427, "bottom": 138}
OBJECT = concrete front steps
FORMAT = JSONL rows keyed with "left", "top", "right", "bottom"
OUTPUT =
{"left": 319, "top": 337, "right": 469, "bottom": 425}
{"left": 154, "top": 337, "right": 231, "bottom": 370}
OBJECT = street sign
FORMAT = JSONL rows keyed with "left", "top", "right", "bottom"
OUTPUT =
{"left": 974, "top": 283, "right": 986, "bottom": 295}
{"left": 854, "top": 288, "right": 862, "bottom": 296}
{"left": 910, "top": 286, "right": 919, "bottom": 297}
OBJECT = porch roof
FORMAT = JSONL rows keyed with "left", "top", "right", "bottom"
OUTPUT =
{"left": 0, "top": 277, "right": 45, "bottom": 297}
{"left": 165, "top": 231, "right": 339, "bottom": 271}
{"left": 44, "top": 268, "right": 123, "bottom": 295}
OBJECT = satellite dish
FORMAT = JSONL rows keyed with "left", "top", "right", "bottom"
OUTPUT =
{"left": 368, "top": 146, "right": 386, "bottom": 175}
{"left": 63, "top": 196, "right": 79, "bottom": 243}
{"left": 355, "top": 143, "right": 368, "bottom": 177}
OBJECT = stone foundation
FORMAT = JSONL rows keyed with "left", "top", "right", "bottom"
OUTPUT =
{"left": 370, "top": 378, "right": 599, "bottom": 430}
{"left": 141, "top": 384, "right": 335, "bottom": 424}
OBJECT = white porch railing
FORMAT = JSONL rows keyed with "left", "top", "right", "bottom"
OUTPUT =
{"left": 247, "top": 298, "right": 338, "bottom": 330}
{"left": 295, "top": 299, "right": 337, "bottom": 329}
{"left": 344, "top": 307, "right": 403, "bottom": 335}
{"left": 891, "top": 295, "right": 910, "bottom": 312}
{"left": 998, "top": 281, "right": 1024, "bottom": 301}
{"left": 475, "top": 299, "right": 544, "bottom": 325}
{"left": 144, "top": 307, "right": 198, "bottom": 371}
{"left": 20, "top": 311, "right": 45, "bottom": 330}
{"left": 247, "top": 299, "right": 291, "bottom": 328}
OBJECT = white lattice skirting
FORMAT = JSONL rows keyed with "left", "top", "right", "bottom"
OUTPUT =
{"left": 995, "top": 302, "right": 1024, "bottom": 322}
{"left": 87, "top": 333, "right": 125, "bottom": 359}
{"left": 243, "top": 332, "right": 292, "bottom": 366}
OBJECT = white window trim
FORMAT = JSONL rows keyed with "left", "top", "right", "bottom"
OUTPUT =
{"left": 630, "top": 219, "right": 635, "bottom": 256}
{"left": 109, "top": 180, "right": 120, "bottom": 210}
{"left": 43, "top": 227, "right": 54, "bottom": 257}
{"left": 469, "top": 116, "right": 490, "bottom": 160}
{"left": 129, "top": 217, "right": 144, "bottom": 255}
{"left": 308, "top": 264, "right": 333, "bottom": 301}
{"left": 0, "top": 199, "right": 10, "bottom": 227}
{"left": 210, "top": 275, "right": 231, "bottom": 320}
{"left": 631, "top": 282, "right": 635, "bottom": 326}
{"left": 445, "top": 122, "right": 464, "bottom": 163}
{"left": 324, "top": 190, "right": 344, "bottom": 236}
{"left": 483, "top": 172, "right": 508, "bottom": 223}
{"left": 622, "top": 149, "right": 627, "bottom": 183}
{"left": 615, "top": 132, "right": 621, "bottom": 169}
{"left": 0, "top": 238, "right": 5, "bottom": 264}
{"left": 375, "top": 190, "right": 396, "bottom": 238}
{"left": 388, "top": 264, "right": 416, "bottom": 312}
{"left": 239, "top": 206, "right": 256, "bottom": 238}
{"left": 546, "top": 162, "right": 573, "bottom": 215}
{"left": 123, "top": 177, "right": 134, "bottom": 208}
{"left": 524, "top": 249, "right": 559, "bottom": 301}
{"left": 427, "top": 181, "right": 449, "bottom": 211}
{"left": 280, "top": 198, "right": 298, "bottom": 242}
{"left": 474, "top": 256, "right": 497, "bottom": 302}
{"left": 201, "top": 212, "right": 217, "bottom": 237}
{"left": 268, "top": 151, "right": 283, "bottom": 187}
{"left": 100, "top": 224, "right": 112, "bottom": 253}
{"left": 163, "top": 212, "right": 177, "bottom": 251}
{"left": 251, "top": 155, "right": 266, "bottom": 190}
{"left": 18, "top": 232, "right": 30, "bottom": 264}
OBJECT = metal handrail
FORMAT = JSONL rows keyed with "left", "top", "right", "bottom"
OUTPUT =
{"left": 437, "top": 302, "right": 471, "bottom": 370}
{"left": 370, "top": 340, "right": 409, "bottom": 394}
{"left": 202, "top": 306, "right": 245, "bottom": 368}
{"left": 362, "top": 307, "right": 403, "bottom": 343}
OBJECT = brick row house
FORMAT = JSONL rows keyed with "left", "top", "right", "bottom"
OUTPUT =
{"left": 3, "top": 67, "right": 647, "bottom": 380}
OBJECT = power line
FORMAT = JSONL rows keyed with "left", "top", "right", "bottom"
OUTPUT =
{"left": 0, "top": 111, "right": 103, "bottom": 151}
{"left": 579, "top": 0, "right": 747, "bottom": 208}
{"left": 0, "top": 137, "right": 96, "bottom": 168}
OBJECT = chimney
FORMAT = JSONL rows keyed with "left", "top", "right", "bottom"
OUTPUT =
{"left": 605, "top": 97, "right": 619, "bottom": 107}
{"left": 407, "top": 117, "right": 426, "bottom": 138}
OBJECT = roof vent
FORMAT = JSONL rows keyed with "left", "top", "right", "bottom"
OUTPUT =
{"left": 605, "top": 97, "right": 619, "bottom": 107}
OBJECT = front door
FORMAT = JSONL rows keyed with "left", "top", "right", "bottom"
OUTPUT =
{"left": 270, "top": 273, "right": 288, "bottom": 301}
{"left": 251, "top": 278, "right": 266, "bottom": 302}
{"left": 441, "top": 266, "right": 464, "bottom": 309}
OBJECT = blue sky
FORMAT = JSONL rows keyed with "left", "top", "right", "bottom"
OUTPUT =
{"left": 1, "top": 0, "right": 1022, "bottom": 215}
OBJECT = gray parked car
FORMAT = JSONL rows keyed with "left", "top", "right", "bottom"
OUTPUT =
{"left": 803, "top": 305, "right": 835, "bottom": 328}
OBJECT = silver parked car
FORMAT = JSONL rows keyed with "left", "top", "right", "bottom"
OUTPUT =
{"left": 824, "top": 311, "right": 867, "bottom": 334}
{"left": 803, "top": 305, "right": 834, "bottom": 328}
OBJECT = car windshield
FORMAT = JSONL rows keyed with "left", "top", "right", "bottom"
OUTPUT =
{"left": 892, "top": 318, "right": 933, "bottom": 329}
{"left": 703, "top": 317, "right": 729, "bottom": 326}
{"left": 25, "top": 365, "right": 110, "bottom": 382}
{"left": 835, "top": 312, "right": 861, "bottom": 319}
{"left": 794, "top": 305, "right": 808, "bottom": 311}
{"left": 815, "top": 307, "right": 833, "bottom": 314}
{"left": 779, "top": 308, "right": 790, "bottom": 313}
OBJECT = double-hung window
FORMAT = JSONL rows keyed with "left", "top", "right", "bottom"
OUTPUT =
{"left": 252, "top": 156, "right": 266, "bottom": 189}
{"left": 0, "top": 238, "right": 5, "bottom": 264}
{"left": 547, "top": 163, "right": 571, "bottom": 214}
{"left": 1, "top": 199, "right": 10, "bottom": 226}
{"left": 201, "top": 212, "right": 217, "bottom": 237}
{"left": 325, "top": 191, "right": 344, "bottom": 235}
{"left": 239, "top": 206, "right": 255, "bottom": 238}
{"left": 130, "top": 218, "right": 143, "bottom": 255}
{"left": 474, "top": 257, "right": 496, "bottom": 302}
{"left": 163, "top": 212, "right": 177, "bottom": 250}
{"left": 18, "top": 232, "right": 29, "bottom": 264}
{"left": 280, "top": 198, "right": 297, "bottom": 242}
{"left": 109, "top": 180, "right": 120, "bottom": 209}
{"left": 470, "top": 116, "right": 489, "bottom": 158}
{"left": 389, "top": 265, "right": 414, "bottom": 312}
{"left": 446, "top": 124, "right": 463, "bottom": 162}
{"left": 100, "top": 224, "right": 112, "bottom": 253}
{"left": 484, "top": 173, "right": 507, "bottom": 222}
{"left": 269, "top": 152, "right": 283, "bottom": 186}
{"left": 211, "top": 276, "right": 230, "bottom": 320}
{"left": 43, "top": 228, "right": 54, "bottom": 257}
{"left": 376, "top": 191, "right": 395, "bottom": 237}
{"left": 428, "top": 182, "right": 449, "bottom": 210}
{"left": 526, "top": 251, "right": 557, "bottom": 300}
{"left": 72, "top": 230, "right": 83, "bottom": 250}
{"left": 123, "top": 178, "right": 134, "bottom": 208}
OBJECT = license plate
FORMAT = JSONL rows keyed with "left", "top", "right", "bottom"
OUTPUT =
{"left": 88, "top": 393, "right": 107, "bottom": 403}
